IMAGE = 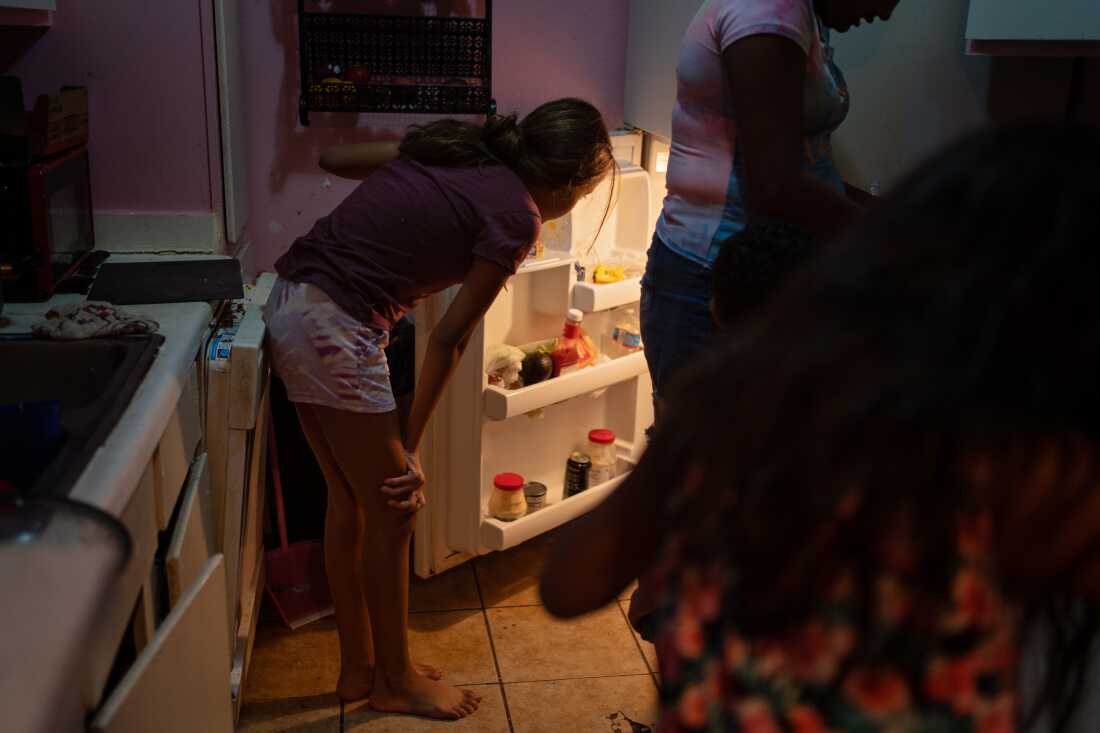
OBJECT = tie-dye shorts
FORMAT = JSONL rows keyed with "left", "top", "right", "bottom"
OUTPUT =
{"left": 263, "top": 278, "right": 396, "bottom": 414}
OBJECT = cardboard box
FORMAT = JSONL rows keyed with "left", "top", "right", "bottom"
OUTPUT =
{"left": 27, "top": 85, "right": 88, "bottom": 158}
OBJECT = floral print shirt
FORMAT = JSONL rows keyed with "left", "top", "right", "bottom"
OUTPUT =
{"left": 652, "top": 509, "right": 1021, "bottom": 732}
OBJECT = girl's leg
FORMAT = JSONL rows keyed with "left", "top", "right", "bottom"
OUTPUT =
{"left": 295, "top": 404, "right": 374, "bottom": 700}
{"left": 305, "top": 403, "right": 481, "bottom": 720}
{"left": 296, "top": 404, "right": 443, "bottom": 702}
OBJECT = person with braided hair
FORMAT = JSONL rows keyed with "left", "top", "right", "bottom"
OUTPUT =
{"left": 265, "top": 98, "right": 615, "bottom": 720}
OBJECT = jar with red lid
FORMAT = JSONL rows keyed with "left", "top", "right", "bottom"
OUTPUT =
{"left": 587, "top": 429, "right": 617, "bottom": 485}
{"left": 488, "top": 472, "right": 527, "bottom": 521}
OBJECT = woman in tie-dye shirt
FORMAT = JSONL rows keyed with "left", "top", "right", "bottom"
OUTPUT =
{"left": 642, "top": 0, "right": 899, "bottom": 409}
{"left": 634, "top": 0, "right": 900, "bottom": 643}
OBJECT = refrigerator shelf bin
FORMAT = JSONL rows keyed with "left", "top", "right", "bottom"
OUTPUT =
{"left": 517, "top": 253, "right": 574, "bottom": 275}
{"left": 480, "top": 457, "right": 636, "bottom": 552}
{"left": 483, "top": 351, "right": 647, "bottom": 420}
{"left": 571, "top": 275, "right": 642, "bottom": 313}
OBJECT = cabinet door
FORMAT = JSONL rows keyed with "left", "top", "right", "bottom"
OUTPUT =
{"left": 166, "top": 454, "right": 213, "bottom": 608}
{"left": 966, "top": 0, "right": 1100, "bottom": 42}
{"left": 0, "top": 1, "right": 55, "bottom": 9}
{"left": 90, "top": 556, "right": 233, "bottom": 733}
{"left": 154, "top": 363, "right": 202, "bottom": 530}
{"left": 623, "top": 0, "right": 703, "bottom": 139}
{"left": 236, "top": 386, "right": 269, "bottom": 623}
{"left": 84, "top": 462, "right": 158, "bottom": 707}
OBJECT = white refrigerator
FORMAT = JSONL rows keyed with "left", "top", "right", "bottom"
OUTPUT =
{"left": 412, "top": 159, "right": 657, "bottom": 578}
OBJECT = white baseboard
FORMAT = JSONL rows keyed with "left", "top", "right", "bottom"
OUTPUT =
{"left": 230, "top": 236, "right": 256, "bottom": 285}
{"left": 94, "top": 212, "right": 225, "bottom": 254}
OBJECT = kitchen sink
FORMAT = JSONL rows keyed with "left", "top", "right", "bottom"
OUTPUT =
{"left": 0, "top": 335, "right": 164, "bottom": 496}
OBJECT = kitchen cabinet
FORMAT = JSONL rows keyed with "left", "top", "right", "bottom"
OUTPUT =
{"left": 622, "top": 0, "right": 1000, "bottom": 191}
{"left": 0, "top": 0, "right": 53, "bottom": 23}
{"left": 0, "top": 7, "right": 50, "bottom": 25}
{"left": 89, "top": 557, "right": 233, "bottom": 733}
{"left": 967, "top": 0, "right": 1100, "bottom": 43}
{"left": 966, "top": 0, "right": 1100, "bottom": 57}
{"left": 0, "top": 1, "right": 54, "bottom": 8}
{"left": 74, "top": 311, "right": 227, "bottom": 732}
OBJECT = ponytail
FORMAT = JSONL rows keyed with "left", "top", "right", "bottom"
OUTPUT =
{"left": 398, "top": 98, "right": 615, "bottom": 192}
{"left": 397, "top": 113, "right": 520, "bottom": 169}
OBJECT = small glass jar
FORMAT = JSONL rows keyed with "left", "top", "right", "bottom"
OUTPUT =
{"left": 489, "top": 472, "right": 527, "bottom": 521}
{"left": 587, "top": 429, "right": 617, "bottom": 486}
{"left": 523, "top": 482, "right": 547, "bottom": 513}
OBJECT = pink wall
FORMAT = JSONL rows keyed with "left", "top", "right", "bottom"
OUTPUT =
{"left": 242, "top": 1, "right": 629, "bottom": 271}
{"left": 1, "top": 0, "right": 215, "bottom": 214}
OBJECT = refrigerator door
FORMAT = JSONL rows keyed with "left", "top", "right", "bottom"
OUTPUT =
{"left": 413, "top": 165, "right": 656, "bottom": 578}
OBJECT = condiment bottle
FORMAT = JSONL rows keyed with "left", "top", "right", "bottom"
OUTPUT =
{"left": 587, "top": 429, "right": 617, "bottom": 485}
{"left": 550, "top": 309, "right": 596, "bottom": 377}
{"left": 564, "top": 452, "right": 591, "bottom": 497}
{"left": 488, "top": 472, "right": 527, "bottom": 521}
{"left": 523, "top": 482, "right": 547, "bottom": 512}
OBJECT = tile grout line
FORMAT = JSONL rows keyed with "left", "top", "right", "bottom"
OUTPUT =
{"left": 409, "top": 606, "right": 483, "bottom": 614}
{"left": 616, "top": 600, "right": 660, "bottom": 691}
{"left": 472, "top": 561, "right": 517, "bottom": 733}
{"left": 503, "top": 672, "right": 656, "bottom": 685}
{"left": 471, "top": 598, "right": 637, "bottom": 612}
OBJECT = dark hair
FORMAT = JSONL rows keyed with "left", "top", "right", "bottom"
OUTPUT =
{"left": 658, "top": 125, "right": 1100, "bottom": 730}
{"left": 711, "top": 223, "right": 818, "bottom": 327}
{"left": 398, "top": 98, "right": 615, "bottom": 192}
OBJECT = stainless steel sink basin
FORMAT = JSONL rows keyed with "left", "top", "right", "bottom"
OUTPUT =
{"left": 0, "top": 335, "right": 164, "bottom": 495}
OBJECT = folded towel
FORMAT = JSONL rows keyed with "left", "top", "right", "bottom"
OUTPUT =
{"left": 32, "top": 301, "right": 159, "bottom": 340}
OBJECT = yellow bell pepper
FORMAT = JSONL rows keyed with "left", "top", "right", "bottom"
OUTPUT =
{"left": 593, "top": 263, "right": 626, "bottom": 284}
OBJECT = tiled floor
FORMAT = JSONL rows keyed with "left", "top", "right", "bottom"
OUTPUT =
{"left": 238, "top": 533, "right": 658, "bottom": 732}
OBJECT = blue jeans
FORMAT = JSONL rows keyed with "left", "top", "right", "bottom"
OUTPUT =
{"left": 631, "top": 236, "right": 719, "bottom": 641}
{"left": 639, "top": 235, "right": 719, "bottom": 411}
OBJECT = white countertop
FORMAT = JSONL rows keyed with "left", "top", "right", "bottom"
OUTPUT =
{"left": 2, "top": 290, "right": 213, "bottom": 516}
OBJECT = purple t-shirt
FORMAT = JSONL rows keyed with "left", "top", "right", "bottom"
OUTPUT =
{"left": 275, "top": 157, "right": 541, "bottom": 330}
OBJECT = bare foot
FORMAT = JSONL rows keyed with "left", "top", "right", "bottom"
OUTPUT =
{"left": 369, "top": 673, "right": 482, "bottom": 720}
{"left": 336, "top": 663, "right": 444, "bottom": 702}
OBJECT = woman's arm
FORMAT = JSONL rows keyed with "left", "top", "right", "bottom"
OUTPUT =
{"left": 724, "top": 35, "right": 861, "bottom": 241}
{"left": 318, "top": 141, "right": 401, "bottom": 180}
{"left": 380, "top": 258, "right": 511, "bottom": 505}
{"left": 540, "top": 441, "right": 667, "bottom": 619}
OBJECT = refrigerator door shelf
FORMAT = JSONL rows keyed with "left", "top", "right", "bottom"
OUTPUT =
{"left": 517, "top": 253, "right": 575, "bottom": 275}
{"left": 479, "top": 457, "right": 636, "bottom": 552}
{"left": 483, "top": 351, "right": 647, "bottom": 420}
{"left": 572, "top": 275, "right": 643, "bottom": 313}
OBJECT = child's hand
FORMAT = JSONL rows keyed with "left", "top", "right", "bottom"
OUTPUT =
{"left": 387, "top": 489, "right": 427, "bottom": 514}
{"left": 381, "top": 450, "right": 426, "bottom": 512}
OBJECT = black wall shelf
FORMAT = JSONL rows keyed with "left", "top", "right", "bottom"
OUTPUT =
{"left": 297, "top": 2, "right": 494, "bottom": 125}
